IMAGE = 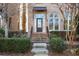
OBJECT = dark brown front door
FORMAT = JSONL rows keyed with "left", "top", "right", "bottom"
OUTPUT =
{"left": 36, "top": 18, "right": 43, "bottom": 32}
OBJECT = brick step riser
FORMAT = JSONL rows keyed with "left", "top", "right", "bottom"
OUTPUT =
{"left": 32, "top": 34, "right": 48, "bottom": 36}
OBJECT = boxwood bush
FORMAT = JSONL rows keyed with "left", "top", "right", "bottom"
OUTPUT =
{"left": 0, "top": 38, "right": 31, "bottom": 53}
{"left": 49, "top": 37, "right": 67, "bottom": 53}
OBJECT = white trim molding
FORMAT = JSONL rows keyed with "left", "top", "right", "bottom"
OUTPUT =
{"left": 26, "top": 4, "right": 28, "bottom": 32}
{"left": 19, "top": 3, "right": 23, "bottom": 31}
{"left": 0, "top": 15, "right": 2, "bottom": 28}
{"left": 34, "top": 14, "right": 45, "bottom": 32}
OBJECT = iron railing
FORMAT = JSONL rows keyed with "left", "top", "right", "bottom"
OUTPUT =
{"left": 30, "top": 26, "right": 33, "bottom": 38}
{"left": 46, "top": 26, "right": 49, "bottom": 37}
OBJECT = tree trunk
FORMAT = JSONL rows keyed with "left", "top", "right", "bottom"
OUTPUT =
{"left": 5, "top": 23, "right": 8, "bottom": 38}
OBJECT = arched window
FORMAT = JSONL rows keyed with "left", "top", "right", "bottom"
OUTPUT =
{"left": 49, "top": 12, "right": 60, "bottom": 31}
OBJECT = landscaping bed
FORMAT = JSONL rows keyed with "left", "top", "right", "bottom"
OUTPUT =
{"left": 48, "top": 50, "right": 75, "bottom": 56}
{"left": 0, "top": 51, "right": 32, "bottom": 56}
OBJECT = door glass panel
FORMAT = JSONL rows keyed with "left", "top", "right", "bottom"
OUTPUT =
{"left": 37, "top": 18, "right": 42, "bottom": 28}
{"left": 37, "top": 18, "right": 43, "bottom": 32}
{"left": 34, "top": 14, "right": 45, "bottom": 32}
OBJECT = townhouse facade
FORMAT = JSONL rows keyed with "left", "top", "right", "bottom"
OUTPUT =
{"left": 0, "top": 3, "right": 78, "bottom": 41}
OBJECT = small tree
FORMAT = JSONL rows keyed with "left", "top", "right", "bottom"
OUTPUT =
{"left": 0, "top": 3, "right": 9, "bottom": 38}
{"left": 0, "top": 3, "right": 19, "bottom": 37}
{"left": 56, "top": 3, "right": 79, "bottom": 48}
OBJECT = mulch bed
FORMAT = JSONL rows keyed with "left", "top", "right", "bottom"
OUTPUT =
{"left": 0, "top": 50, "right": 78, "bottom": 56}
{"left": 0, "top": 51, "right": 33, "bottom": 56}
{"left": 0, "top": 51, "right": 76, "bottom": 56}
{"left": 48, "top": 51, "right": 76, "bottom": 56}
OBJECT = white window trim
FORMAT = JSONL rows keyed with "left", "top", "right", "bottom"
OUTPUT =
{"left": 49, "top": 30, "right": 71, "bottom": 32}
{"left": 49, "top": 12, "right": 60, "bottom": 31}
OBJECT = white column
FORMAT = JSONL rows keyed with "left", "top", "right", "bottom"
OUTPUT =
{"left": 34, "top": 15, "right": 36, "bottom": 32}
{"left": 43, "top": 14, "right": 45, "bottom": 32}
{"left": 19, "top": 3, "right": 23, "bottom": 31}
{"left": 35, "top": 18, "right": 36, "bottom": 32}
{"left": 26, "top": 4, "right": 28, "bottom": 32}
{"left": 1, "top": 19, "right": 2, "bottom": 28}
{"left": 0, "top": 15, "right": 2, "bottom": 28}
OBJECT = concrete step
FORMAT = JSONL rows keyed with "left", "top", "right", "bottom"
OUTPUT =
{"left": 32, "top": 43, "right": 47, "bottom": 48}
{"left": 31, "top": 48, "right": 48, "bottom": 54}
{"left": 31, "top": 42, "right": 48, "bottom": 56}
{"left": 31, "top": 32, "right": 48, "bottom": 40}
{"left": 31, "top": 32, "right": 49, "bottom": 42}
{"left": 34, "top": 54, "right": 48, "bottom": 56}
{"left": 32, "top": 38, "right": 49, "bottom": 43}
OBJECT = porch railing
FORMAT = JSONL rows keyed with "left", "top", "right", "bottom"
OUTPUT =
{"left": 30, "top": 26, "right": 33, "bottom": 38}
{"left": 46, "top": 26, "right": 49, "bottom": 38}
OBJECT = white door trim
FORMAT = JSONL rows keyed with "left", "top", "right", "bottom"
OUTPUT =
{"left": 34, "top": 14, "right": 45, "bottom": 32}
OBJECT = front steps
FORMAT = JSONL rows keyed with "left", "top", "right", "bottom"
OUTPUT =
{"left": 31, "top": 32, "right": 49, "bottom": 56}
{"left": 31, "top": 32, "right": 49, "bottom": 43}
{"left": 31, "top": 43, "right": 48, "bottom": 56}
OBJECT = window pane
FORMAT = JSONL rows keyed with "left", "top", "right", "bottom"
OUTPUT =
{"left": 64, "top": 10, "right": 69, "bottom": 20}
{"left": 64, "top": 20, "right": 68, "bottom": 30}
{"left": 55, "top": 19, "right": 59, "bottom": 30}
{"left": 69, "top": 20, "right": 72, "bottom": 30}
{"left": 49, "top": 18, "right": 53, "bottom": 30}
{"left": 50, "top": 14, "right": 53, "bottom": 17}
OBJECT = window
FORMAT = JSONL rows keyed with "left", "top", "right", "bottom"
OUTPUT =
{"left": 55, "top": 19, "right": 59, "bottom": 30}
{"left": 49, "top": 18, "right": 53, "bottom": 30}
{"left": 49, "top": 12, "right": 60, "bottom": 31}
{"left": 64, "top": 10, "right": 72, "bottom": 30}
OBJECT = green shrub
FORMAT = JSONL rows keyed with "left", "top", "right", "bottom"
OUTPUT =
{"left": 0, "top": 38, "right": 31, "bottom": 53}
{"left": 49, "top": 31, "right": 60, "bottom": 39}
{"left": 0, "top": 28, "right": 5, "bottom": 37}
{"left": 49, "top": 37, "right": 67, "bottom": 53}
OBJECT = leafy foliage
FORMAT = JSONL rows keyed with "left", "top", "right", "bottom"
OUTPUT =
{"left": 0, "top": 38, "right": 31, "bottom": 53}
{"left": 49, "top": 37, "right": 67, "bottom": 53}
{"left": 75, "top": 48, "right": 79, "bottom": 55}
{"left": 0, "top": 28, "right": 5, "bottom": 37}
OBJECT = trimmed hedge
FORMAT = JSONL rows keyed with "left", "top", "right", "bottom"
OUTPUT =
{"left": 49, "top": 37, "right": 67, "bottom": 53}
{"left": 0, "top": 38, "right": 31, "bottom": 53}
